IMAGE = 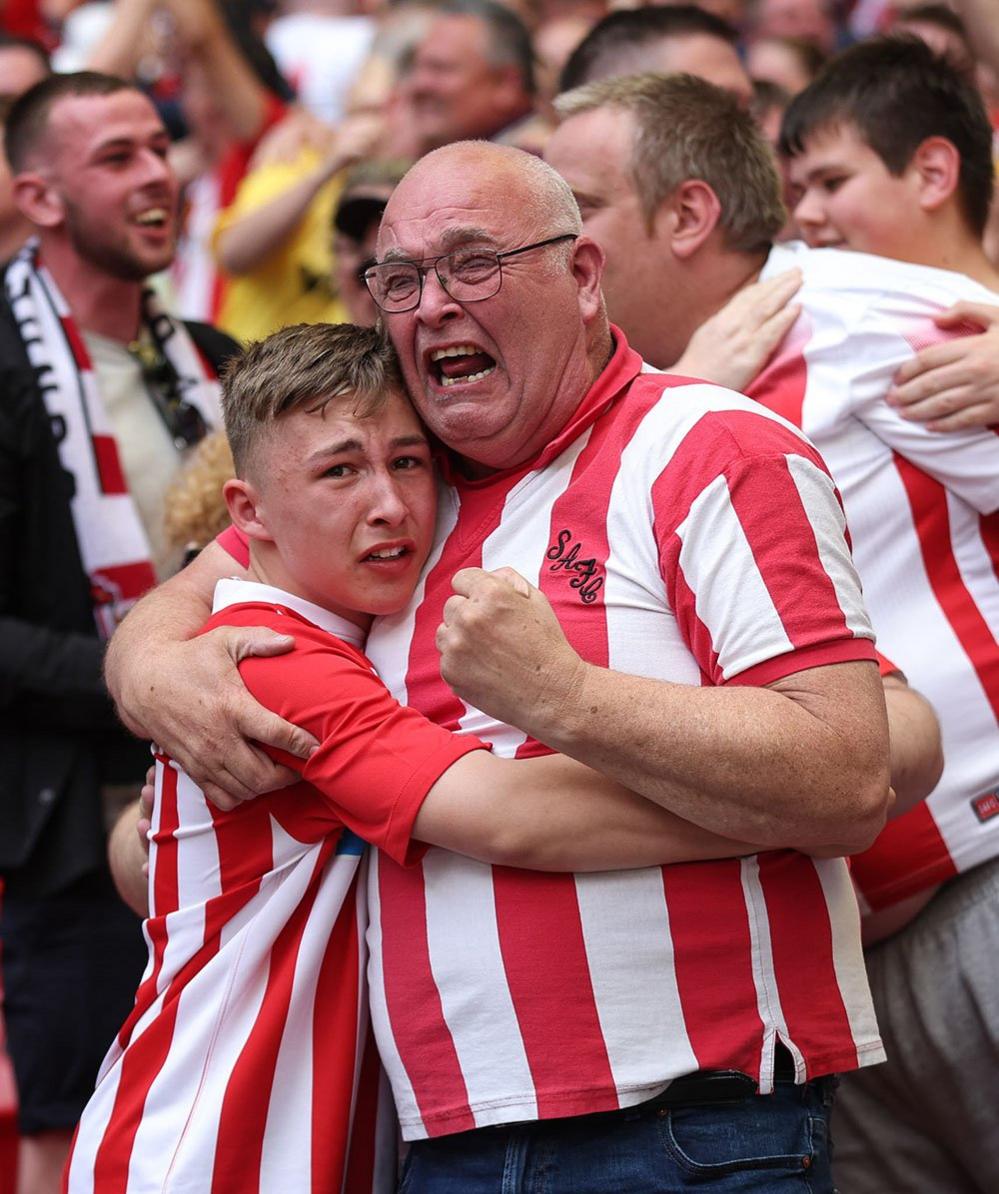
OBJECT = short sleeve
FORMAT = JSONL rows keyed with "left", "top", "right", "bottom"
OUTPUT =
{"left": 234, "top": 611, "right": 486, "bottom": 867}
{"left": 653, "top": 409, "right": 877, "bottom": 686}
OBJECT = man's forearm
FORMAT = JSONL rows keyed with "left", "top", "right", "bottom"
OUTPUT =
{"left": 415, "top": 751, "right": 764, "bottom": 871}
{"left": 883, "top": 675, "right": 944, "bottom": 817}
{"left": 105, "top": 543, "right": 226, "bottom": 724}
{"left": 518, "top": 660, "right": 890, "bottom": 854}
{"left": 109, "top": 799, "right": 149, "bottom": 917}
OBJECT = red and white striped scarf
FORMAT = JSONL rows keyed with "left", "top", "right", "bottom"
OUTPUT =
{"left": 5, "top": 240, "right": 222, "bottom": 638}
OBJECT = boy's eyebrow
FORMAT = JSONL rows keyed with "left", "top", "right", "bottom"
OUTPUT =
{"left": 305, "top": 433, "right": 429, "bottom": 463}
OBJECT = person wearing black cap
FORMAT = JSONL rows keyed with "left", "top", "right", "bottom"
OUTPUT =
{"left": 331, "top": 159, "right": 408, "bottom": 325}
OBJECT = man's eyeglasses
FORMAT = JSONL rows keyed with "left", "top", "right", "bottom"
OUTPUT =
{"left": 364, "top": 233, "right": 578, "bottom": 314}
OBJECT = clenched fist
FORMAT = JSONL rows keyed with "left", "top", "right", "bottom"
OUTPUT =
{"left": 436, "top": 566, "right": 586, "bottom": 734}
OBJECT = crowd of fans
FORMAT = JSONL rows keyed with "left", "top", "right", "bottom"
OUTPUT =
{"left": 2, "top": 0, "right": 999, "bottom": 1191}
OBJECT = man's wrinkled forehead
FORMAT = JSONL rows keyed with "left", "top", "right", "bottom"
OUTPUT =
{"left": 377, "top": 189, "right": 521, "bottom": 260}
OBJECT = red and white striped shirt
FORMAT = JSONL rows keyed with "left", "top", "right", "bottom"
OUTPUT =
{"left": 755, "top": 243, "right": 999, "bottom": 912}
{"left": 65, "top": 579, "right": 481, "bottom": 1194}
{"left": 363, "top": 330, "right": 884, "bottom": 1141}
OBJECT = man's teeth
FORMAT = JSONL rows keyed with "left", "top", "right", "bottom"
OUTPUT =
{"left": 135, "top": 209, "right": 168, "bottom": 225}
{"left": 368, "top": 546, "right": 406, "bottom": 560}
{"left": 430, "top": 345, "right": 480, "bottom": 360}
{"left": 441, "top": 367, "right": 495, "bottom": 387}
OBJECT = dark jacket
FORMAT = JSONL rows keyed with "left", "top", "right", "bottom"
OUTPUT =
{"left": 0, "top": 291, "right": 238, "bottom": 897}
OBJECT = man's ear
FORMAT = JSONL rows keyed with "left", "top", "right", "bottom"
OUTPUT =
{"left": 571, "top": 234, "right": 604, "bottom": 324}
{"left": 11, "top": 171, "right": 65, "bottom": 228}
{"left": 656, "top": 179, "right": 723, "bottom": 261}
{"left": 910, "top": 136, "right": 961, "bottom": 215}
{"left": 223, "top": 477, "right": 273, "bottom": 543}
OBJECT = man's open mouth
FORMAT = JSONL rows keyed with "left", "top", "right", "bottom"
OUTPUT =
{"left": 133, "top": 208, "right": 170, "bottom": 228}
{"left": 429, "top": 344, "right": 497, "bottom": 388}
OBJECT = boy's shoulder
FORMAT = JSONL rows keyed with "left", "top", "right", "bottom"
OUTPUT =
{"left": 201, "top": 578, "right": 370, "bottom": 668}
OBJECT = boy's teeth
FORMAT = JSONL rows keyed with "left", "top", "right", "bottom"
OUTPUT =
{"left": 441, "top": 366, "right": 496, "bottom": 387}
{"left": 369, "top": 546, "right": 405, "bottom": 559}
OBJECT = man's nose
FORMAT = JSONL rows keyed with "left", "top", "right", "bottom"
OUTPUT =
{"left": 414, "top": 267, "right": 461, "bottom": 327}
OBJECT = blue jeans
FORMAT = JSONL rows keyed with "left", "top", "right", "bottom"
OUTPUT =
{"left": 398, "top": 1077, "right": 838, "bottom": 1193}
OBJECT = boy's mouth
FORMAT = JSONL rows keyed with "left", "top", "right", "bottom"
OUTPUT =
{"left": 362, "top": 542, "right": 414, "bottom": 563}
{"left": 428, "top": 344, "right": 497, "bottom": 388}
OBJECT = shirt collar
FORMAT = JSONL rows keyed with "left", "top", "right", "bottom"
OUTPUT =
{"left": 212, "top": 577, "right": 367, "bottom": 649}
{"left": 438, "top": 325, "right": 644, "bottom": 490}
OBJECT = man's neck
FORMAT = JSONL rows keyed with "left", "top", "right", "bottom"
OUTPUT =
{"left": 40, "top": 240, "right": 145, "bottom": 343}
{"left": 660, "top": 249, "right": 768, "bottom": 369}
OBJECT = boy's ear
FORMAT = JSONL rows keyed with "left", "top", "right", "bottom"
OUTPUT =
{"left": 911, "top": 136, "right": 961, "bottom": 215}
{"left": 223, "top": 477, "right": 273, "bottom": 543}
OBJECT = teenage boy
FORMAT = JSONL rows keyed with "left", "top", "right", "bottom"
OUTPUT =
{"left": 66, "top": 322, "right": 764, "bottom": 1194}
{"left": 781, "top": 36, "right": 999, "bottom": 288}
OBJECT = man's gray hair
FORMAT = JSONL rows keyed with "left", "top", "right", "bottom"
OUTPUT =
{"left": 555, "top": 72, "right": 785, "bottom": 254}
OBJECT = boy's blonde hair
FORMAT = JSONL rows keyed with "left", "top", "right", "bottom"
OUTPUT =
{"left": 221, "top": 323, "right": 405, "bottom": 473}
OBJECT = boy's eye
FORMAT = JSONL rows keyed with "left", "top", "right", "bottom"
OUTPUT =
{"left": 393, "top": 454, "right": 425, "bottom": 470}
{"left": 822, "top": 176, "right": 846, "bottom": 194}
{"left": 322, "top": 463, "right": 353, "bottom": 478}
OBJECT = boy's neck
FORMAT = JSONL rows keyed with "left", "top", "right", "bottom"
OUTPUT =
{"left": 245, "top": 544, "right": 373, "bottom": 633}
{"left": 902, "top": 208, "right": 999, "bottom": 291}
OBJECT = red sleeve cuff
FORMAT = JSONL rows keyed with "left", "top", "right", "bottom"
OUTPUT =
{"left": 725, "top": 638, "right": 878, "bottom": 687}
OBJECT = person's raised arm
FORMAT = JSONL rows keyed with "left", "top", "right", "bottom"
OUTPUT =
{"left": 84, "top": 0, "right": 158, "bottom": 78}
{"left": 438, "top": 568, "right": 891, "bottom": 855}
{"left": 166, "top": 0, "right": 271, "bottom": 144}
{"left": 105, "top": 540, "right": 316, "bottom": 808}
{"left": 215, "top": 114, "right": 382, "bottom": 276}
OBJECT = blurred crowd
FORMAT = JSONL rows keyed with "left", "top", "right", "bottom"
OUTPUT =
{"left": 2, "top": 0, "right": 999, "bottom": 1192}
{"left": 2, "top": 0, "right": 998, "bottom": 345}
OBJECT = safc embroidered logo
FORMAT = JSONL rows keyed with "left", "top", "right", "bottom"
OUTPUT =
{"left": 546, "top": 529, "right": 604, "bottom": 604}
{"left": 971, "top": 792, "right": 999, "bottom": 823}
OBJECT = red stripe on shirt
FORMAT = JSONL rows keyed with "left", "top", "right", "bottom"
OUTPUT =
{"left": 651, "top": 412, "right": 854, "bottom": 668}
{"left": 893, "top": 453, "right": 999, "bottom": 722}
{"left": 92, "top": 764, "right": 183, "bottom": 1193}
{"left": 746, "top": 313, "right": 812, "bottom": 430}
{"left": 377, "top": 858, "right": 475, "bottom": 1134}
{"left": 342, "top": 1024, "right": 383, "bottom": 1194}
{"left": 979, "top": 511, "right": 999, "bottom": 588}
{"left": 660, "top": 860, "right": 762, "bottom": 1076}
{"left": 757, "top": 852, "right": 857, "bottom": 1074}
{"left": 404, "top": 486, "right": 513, "bottom": 732}
{"left": 312, "top": 876, "right": 364, "bottom": 1193}
{"left": 492, "top": 869, "right": 616, "bottom": 1117}
{"left": 726, "top": 452, "right": 852, "bottom": 649}
{"left": 211, "top": 843, "right": 335, "bottom": 1194}
{"left": 533, "top": 382, "right": 644, "bottom": 669}
{"left": 851, "top": 802, "right": 959, "bottom": 909}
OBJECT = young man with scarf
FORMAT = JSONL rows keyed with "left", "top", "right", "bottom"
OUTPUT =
{"left": 0, "top": 72, "right": 237, "bottom": 1194}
